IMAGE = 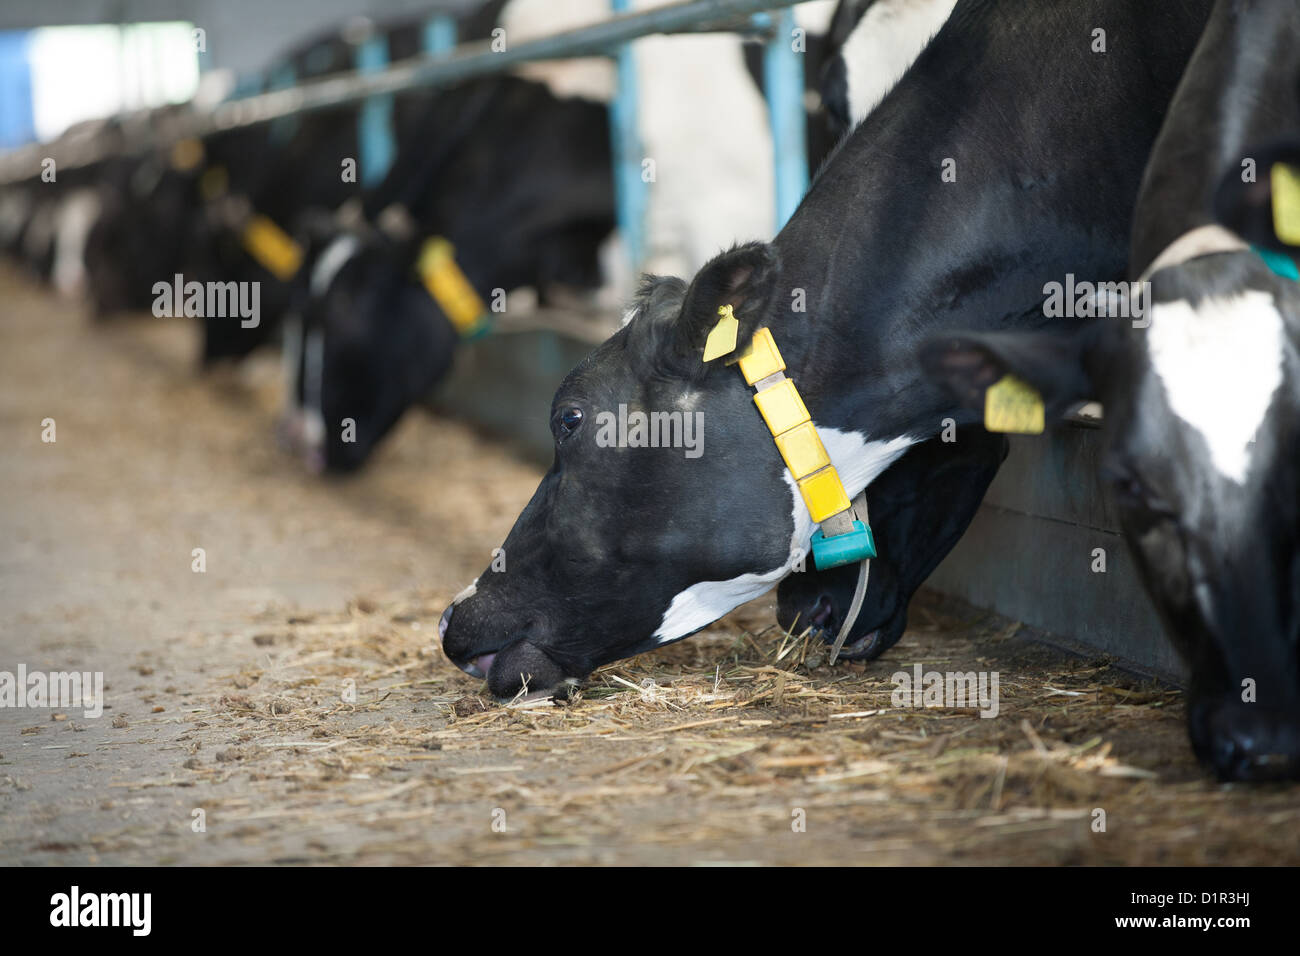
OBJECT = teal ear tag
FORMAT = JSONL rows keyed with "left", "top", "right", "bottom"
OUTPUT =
{"left": 810, "top": 521, "right": 876, "bottom": 570}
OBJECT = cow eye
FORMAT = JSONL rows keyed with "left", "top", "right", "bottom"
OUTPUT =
{"left": 557, "top": 406, "right": 584, "bottom": 438}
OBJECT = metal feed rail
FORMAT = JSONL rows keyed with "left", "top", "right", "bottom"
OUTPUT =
{"left": 0, "top": 0, "right": 811, "bottom": 237}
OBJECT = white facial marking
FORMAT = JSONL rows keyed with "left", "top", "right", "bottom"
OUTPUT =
{"left": 52, "top": 189, "right": 101, "bottom": 298}
{"left": 280, "top": 313, "right": 304, "bottom": 414}
{"left": 842, "top": 0, "right": 958, "bottom": 125}
{"left": 310, "top": 234, "right": 361, "bottom": 298}
{"left": 1147, "top": 290, "right": 1285, "bottom": 484}
{"left": 652, "top": 428, "right": 918, "bottom": 643}
{"left": 302, "top": 327, "right": 326, "bottom": 450}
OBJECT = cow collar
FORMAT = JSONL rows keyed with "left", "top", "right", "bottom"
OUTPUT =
{"left": 1139, "top": 224, "right": 1299, "bottom": 283}
{"left": 416, "top": 237, "right": 492, "bottom": 339}
{"left": 704, "top": 307, "right": 876, "bottom": 661}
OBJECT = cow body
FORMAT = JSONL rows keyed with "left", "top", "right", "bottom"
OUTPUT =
{"left": 925, "top": 0, "right": 1300, "bottom": 781}
{"left": 440, "top": 0, "right": 1212, "bottom": 700}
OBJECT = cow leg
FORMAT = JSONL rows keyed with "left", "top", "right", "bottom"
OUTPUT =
{"left": 776, "top": 426, "right": 1007, "bottom": 659}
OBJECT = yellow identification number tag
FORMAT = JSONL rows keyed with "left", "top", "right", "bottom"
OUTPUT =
{"left": 984, "top": 374, "right": 1045, "bottom": 434}
{"left": 1272, "top": 161, "right": 1300, "bottom": 247}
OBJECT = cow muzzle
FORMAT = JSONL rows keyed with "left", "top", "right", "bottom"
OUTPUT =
{"left": 1196, "top": 701, "right": 1300, "bottom": 782}
{"left": 439, "top": 601, "right": 570, "bottom": 700}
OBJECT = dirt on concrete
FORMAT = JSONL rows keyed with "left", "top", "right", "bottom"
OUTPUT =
{"left": 2, "top": 265, "right": 1298, "bottom": 866}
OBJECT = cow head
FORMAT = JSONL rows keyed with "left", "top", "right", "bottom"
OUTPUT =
{"left": 283, "top": 229, "right": 459, "bottom": 472}
{"left": 923, "top": 264, "right": 1300, "bottom": 781}
{"left": 440, "top": 243, "right": 819, "bottom": 698}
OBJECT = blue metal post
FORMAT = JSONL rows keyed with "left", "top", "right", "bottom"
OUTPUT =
{"left": 423, "top": 14, "right": 458, "bottom": 55}
{"left": 760, "top": 8, "right": 808, "bottom": 230}
{"left": 267, "top": 62, "right": 297, "bottom": 143}
{"left": 356, "top": 34, "right": 395, "bottom": 186}
{"left": 609, "top": 0, "right": 647, "bottom": 274}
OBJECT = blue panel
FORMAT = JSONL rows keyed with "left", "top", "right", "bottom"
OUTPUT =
{"left": 356, "top": 35, "right": 395, "bottom": 187}
{"left": 0, "top": 31, "right": 34, "bottom": 149}
{"left": 609, "top": 0, "right": 646, "bottom": 274}
{"left": 760, "top": 8, "right": 808, "bottom": 230}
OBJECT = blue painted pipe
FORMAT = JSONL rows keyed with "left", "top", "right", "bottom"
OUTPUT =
{"left": 356, "top": 34, "right": 395, "bottom": 187}
{"left": 760, "top": 7, "right": 808, "bottom": 231}
{"left": 267, "top": 62, "right": 297, "bottom": 143}
{"left": 423, "top": 14, "right": 458, "bottom": 55}
{"left": 609, "top": 0, "right": 647, "bottom": 275}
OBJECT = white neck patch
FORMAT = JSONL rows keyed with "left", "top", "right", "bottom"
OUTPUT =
{"left": 652, "top": 427, "right": 918, "bottom": 644}
{"left": 842, "top": 0, "right": 958, "bottom": 126}
{"left": 310, "top": 234, "right": 361, "bottom": 298}
{"left": 1147, "top": 290, "right": 1286, "bottom": 484}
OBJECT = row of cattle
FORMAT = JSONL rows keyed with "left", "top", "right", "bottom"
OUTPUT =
{"left": 441, "top": 0, "right": 1300, "bottom": 784}
{"left": 2, "top": 0, "right": 1298, "bottom": 782}
{"left": 0, "top": 0, "right": 846, "bottom": 472}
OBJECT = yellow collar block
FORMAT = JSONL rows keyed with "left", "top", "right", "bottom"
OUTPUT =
{"left": 752, "top": 378, "right": 811, "bottom": 436}
{"left": 417, "top": 237, "right": 488, "bottom": 336}
{"left": 773, "top": 420, "right": 831, "bottom": 480}
{"left": 797, "top": 466, "right": 853, "bottom": 524}
{"left": 735, "top": 327, "right": 786, "bottom": 384}
{"left": 241, "top": 214, "right": 303, "bottom": 282}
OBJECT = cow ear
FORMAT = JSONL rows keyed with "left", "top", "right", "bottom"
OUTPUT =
{"left": 1214, "top": 142, "right": 1300, "bottom": 258}
{"left": 920, "top": 323, "right": 1113, "bottom": 423}
{"left": 674, "top": 241, "right": 779, "bottom": 363}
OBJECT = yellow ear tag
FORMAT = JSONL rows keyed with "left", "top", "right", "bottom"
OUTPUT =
{"left": 1272, "top": 161, "right": 1300, "bottom": 247}
{"left": 199, "top": 165, "right": 228, "bottom": 202}
{"left": 702, "top": 304, "right": 740, "bottom": 362}
{"left": 170, "top": 137, "right": 204, "bottom": 172}
{"left": 984, "top": 374, "right": 1045, "bottom": 434}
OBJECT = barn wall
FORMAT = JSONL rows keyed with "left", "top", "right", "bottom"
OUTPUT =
{"left": 926, "top": 425, "right": 1183, "bottom": 682}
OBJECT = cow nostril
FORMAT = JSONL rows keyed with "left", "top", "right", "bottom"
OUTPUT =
{"left": 439, "top": 603, "right": 454, "bottom": 642}
{"left": 811, "top": 595, "right": 836, "bottom": 630}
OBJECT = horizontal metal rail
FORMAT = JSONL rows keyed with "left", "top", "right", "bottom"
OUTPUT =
{"left": 0, "top": 0, "right": 801, "bottom": 182}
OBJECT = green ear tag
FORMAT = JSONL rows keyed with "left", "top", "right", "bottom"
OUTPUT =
{"left": 984, "top": 375, "right": 1045, "bottom": 434}
{"left": 702, "top": 304, "right": 740, "bottom": 362}
{"left": 1272, "top": 162, "right": 1300, "bottom": 247}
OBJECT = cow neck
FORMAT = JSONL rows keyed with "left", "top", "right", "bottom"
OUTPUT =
{"left": 703, "top": 306, "right": 875, "bottom": 570}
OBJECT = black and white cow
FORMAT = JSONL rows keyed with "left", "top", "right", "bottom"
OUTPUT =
{"left": 924, "top": 0, "right": 1300, "bottom": 781}
{"left": 284, "top": 74, "right": 614, "bottom": 472}
{"left": 439, "top": 0, "right": 1212, "bottom": 700}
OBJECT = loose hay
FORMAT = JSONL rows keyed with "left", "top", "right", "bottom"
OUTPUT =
{"left": 159, "top": 590, "right": 1300, "bottom": 865}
